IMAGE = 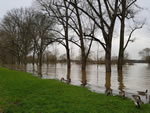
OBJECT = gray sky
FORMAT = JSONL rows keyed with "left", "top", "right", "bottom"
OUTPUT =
{"left": 0, "top": 0, "right": 150, "bottom": 59}
{"left": 125, "top": 0, "right": 150, "bottom": 59}
{"left": 0, "top": 0, "right": 33, "bottom": 20}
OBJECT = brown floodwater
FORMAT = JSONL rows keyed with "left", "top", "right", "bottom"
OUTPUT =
{"left": 27, "top": 63, "right": 150, "bottom": 103}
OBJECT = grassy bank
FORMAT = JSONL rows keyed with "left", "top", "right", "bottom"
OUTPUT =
{"left": 0, "top": 67, "right": 150, "bottom": 113}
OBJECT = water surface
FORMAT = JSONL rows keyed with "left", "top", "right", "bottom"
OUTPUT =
{"left": 27, "top": 63, "right": 150, "bottom": 103}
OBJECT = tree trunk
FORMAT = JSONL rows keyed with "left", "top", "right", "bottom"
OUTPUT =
{"left": 24, "top": 63, "right": 27, "bottom": 72}
{"left": 118, "top": 49, "right": 124, "bottom": 71}
{"left": 17, "top": 56, "right": 21, "bottom": 70}
{"left": 64, "top": 0, "right": 71, "bottom": 70}
{"left": 66, "top": 68, "right": 71, "bottom": 83}
{"left": 81, "top": 48, "right": 87, "bottom": 85}
{"left": 65, "top": 23, "right": 71, "bottom": 70}
{"left": 38, "top": 52, "right": 43, "bottom": 77}
{"left": 118, "top": 0, "right": 126, "bottom": 72}
{"left": 117, "top": 71, "right": 125, "bottom": 92}
{"left": 81, "top": 53, "right": 86, "bottom": 71}
{"left": 105, "top": 45, "right": 111, "bottom": 72}
{"left": 38, "top": 60, "right": 42, "bottom": 78}
{"left": 66, "top": 47, "right": 71, "bottom": 69}
{"left": 32, "top": 49, "right": 36, "bottom": 72}
{"left": 24, "top": 55, "right": 27, "bottom": 72}
{"left": 105, "top": 72, "right": 111, "bottom": 92}
{"left": 81, "top": 70, "right": 87, "bottom": 86}
{"left": 74, "top": 0, "right": 87, "bottom": 81}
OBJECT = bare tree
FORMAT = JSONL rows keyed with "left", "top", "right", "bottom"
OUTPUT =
{"left": 70, "top": 0, "right": 96, "bottom": 85}
{"left": 117, "top": 0, "right": 144, "bottom": 71}
{"left": 32, "top": 11, "right": 55, "bottom": 77}
{"left": 37, "top": 0, "right": 95, "bottom": 83}
{"left": 36, "top": 0, "right": 72, "bottom": 71}
{"left": 0, "top": 8, "right": 55, "bottom": 75}
{"left": 0, "top": 8, "right": 34, "bottom": 70}
{"left": 68, "top": 0, "right": 119, "bottom": 72}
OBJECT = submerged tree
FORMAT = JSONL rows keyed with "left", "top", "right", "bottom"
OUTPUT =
{"left": 117, "top": 0, "right": 144, "bottom": 71}
{"left": 37, "top": 0, "right": 95, "bottom": 85}
{"left": 68, "top": 0, "right": 119, "bottom": 72}
{"left": 0, "top": 7, "right": 55, "bottom": 75}
{"left": 68, "top": 0, "right": 96, "bottom": 85}
{"left": 36, "top": 0, "right": 72, "bottom": 71}
{"left": 32, "top": 11, "right": 55, "bottom": 77}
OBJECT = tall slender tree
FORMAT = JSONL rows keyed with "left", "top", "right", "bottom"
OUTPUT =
{"left": 32, "top": 11, "right": 55, "bottom": 76}
{"left": 117, "top": 0, "right": 144, "bottom": 71}
{"left": 37, "top": 0, "right": 72, "bottom": 71}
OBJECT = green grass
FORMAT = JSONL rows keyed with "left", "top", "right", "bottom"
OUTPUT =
{"left": 0, "top": 67, "right": 150, "bottom": 113}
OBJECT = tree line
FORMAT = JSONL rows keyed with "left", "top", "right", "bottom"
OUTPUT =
{"left": 0, "top": 0, "right": 145, "bottom": 83}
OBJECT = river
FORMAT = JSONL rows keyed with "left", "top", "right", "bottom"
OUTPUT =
{"left": 27, "top": 63, "right": 150, "bottom": 103}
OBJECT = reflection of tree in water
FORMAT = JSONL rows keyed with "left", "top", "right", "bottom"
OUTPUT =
{"left": 96, "top": 65, "right": 99, "bottom": 84}
{"left": 118, "top": 71, "right": 125, "bottom": 92}
{"left": 54, "top": 63, "right": 57, "bottom": 78}
{"left": 105, "top": 72, "right": 112, "bottom": 93}
{"left": 46, "top": 64, "right": 49, "bottom": 75}
{"left": 32, "top": 64, "right": 35, "bottom": 72}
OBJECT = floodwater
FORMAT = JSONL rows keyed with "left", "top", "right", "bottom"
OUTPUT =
{"left": 27, "top": 63, "right": 150, "bottom": 103}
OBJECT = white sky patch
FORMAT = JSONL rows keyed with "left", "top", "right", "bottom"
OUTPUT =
{"left": 0, "top": 0, "right": 33, "bottom": 20}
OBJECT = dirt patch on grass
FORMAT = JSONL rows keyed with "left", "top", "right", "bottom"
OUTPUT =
{"left": 0, "top": 106, "right": 3, "bottom": 113}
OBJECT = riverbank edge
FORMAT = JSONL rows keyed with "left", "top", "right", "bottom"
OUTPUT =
{"left": 0, "top": 67, "right": 150, "bottom": 113}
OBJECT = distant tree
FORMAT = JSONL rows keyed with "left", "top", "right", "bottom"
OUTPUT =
{"left": 0, "top": 32, "right": 16, "bottom": 65}
{"left": 124, "top": 52, "right": 129, "bottom": 60}
{"left": 59, "top": 54, "right": 67, "bottom": 62}
{"left": 139, "top": 48, "right": 150, "bottom": 63}
{"left": 0, "top": 8, "right": 55, "bottom": 75}
{"left": 0, "top": 8, "right": 34, "bottom": 70}
{"left": 43, "top": 50, "right": 57, "bottom": 64}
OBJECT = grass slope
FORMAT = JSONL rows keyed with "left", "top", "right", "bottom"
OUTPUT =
{"left": 0, "top": 67, "right": 150, "bottom": 113}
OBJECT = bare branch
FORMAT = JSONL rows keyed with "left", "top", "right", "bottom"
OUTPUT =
{"left": 123, "top": 22, "right": 144, "bottom": 51}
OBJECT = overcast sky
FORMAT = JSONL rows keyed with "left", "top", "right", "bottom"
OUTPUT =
{"left": 0, "top": 0, "right": 150, "bottom": 59}
{"left": 0, "top": 0, "right": 33, "bottom": 20}
{"left": 125, "top": 0, "right": 150, "bottom": 59}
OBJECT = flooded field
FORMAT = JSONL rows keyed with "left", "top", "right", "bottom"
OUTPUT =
{"left": 27, "top": 63, "right": 150, "bottom": 103}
